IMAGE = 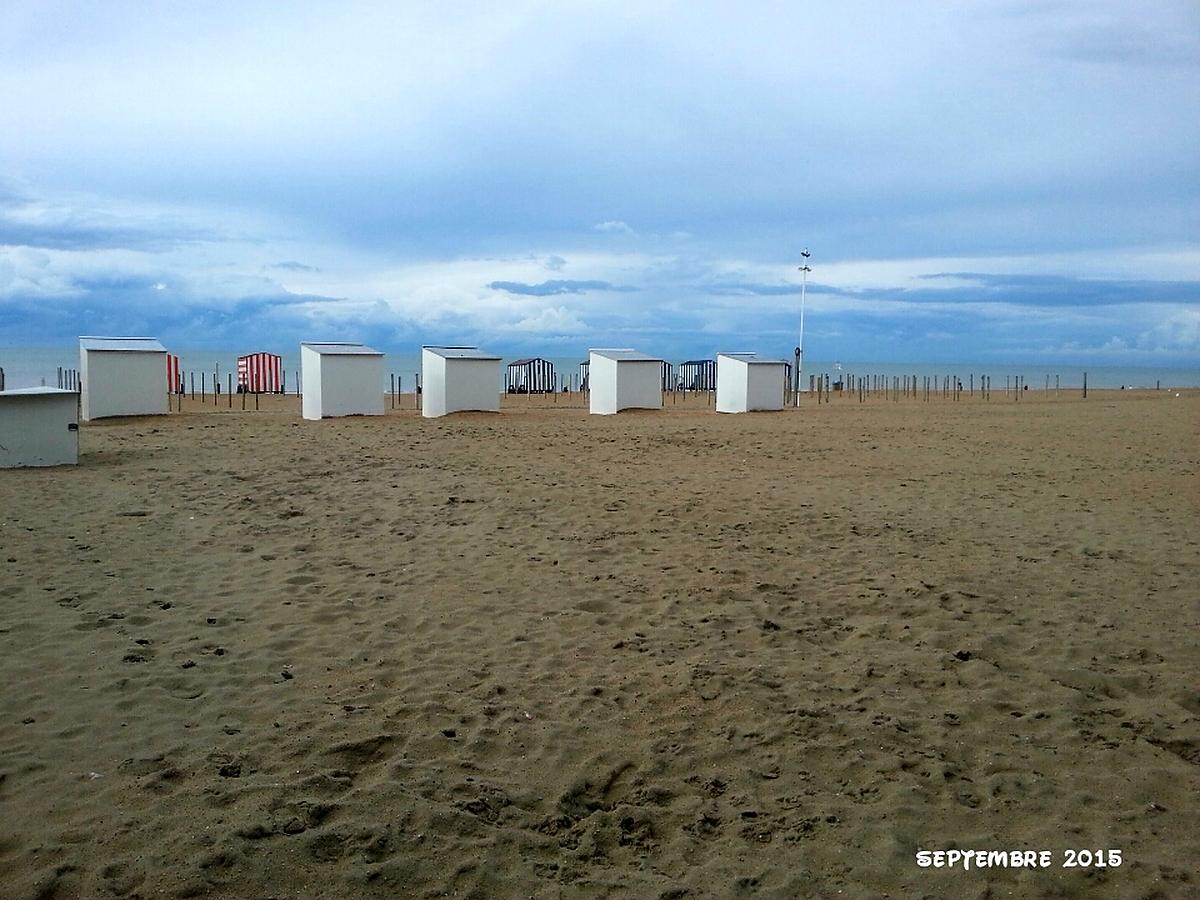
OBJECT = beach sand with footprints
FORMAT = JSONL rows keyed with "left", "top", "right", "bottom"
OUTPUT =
{"left": 0, "top": 390, "right": 1197, "bottom": 898}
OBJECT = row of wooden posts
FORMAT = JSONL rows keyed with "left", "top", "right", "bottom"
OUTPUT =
{"left": 167, "top": 369, "right": 308, "bottom": 411}
{"left": 801, "top": 372, "right": 1088, "bottom": 403}
{"left": 4, "top": 364, "right": 1111, "bottom": 407}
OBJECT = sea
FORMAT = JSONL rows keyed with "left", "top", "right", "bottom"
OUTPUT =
{"left": 0, "top": 345, "right": 1197, "bottom": 393}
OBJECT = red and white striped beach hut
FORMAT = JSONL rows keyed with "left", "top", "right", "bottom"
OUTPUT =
{"left": 166, "top": 354, "right": 182, "bottom": 394}
{"left": 237, "top": 352, "right": 282, "bottom": 393}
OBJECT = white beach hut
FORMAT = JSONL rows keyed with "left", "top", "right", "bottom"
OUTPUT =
{"left": 716, "top": 352, "right": 789, "bottom": 413}
{"left": 79, "top": 336, "right": 169, "bottom": 421}
{"left": 300, "top": 342, "right": 385, "bottom": 420}
{"left": 588, "top": 349, "right": 664, "bottom": 415}
{"left": 421, "top": 346, "right": 501, "bottom": 418}
{"left": 0, "top": 388, "right": 79, "bottom": 468}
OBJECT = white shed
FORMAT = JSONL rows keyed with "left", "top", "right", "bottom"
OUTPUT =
{"left": 79, "top": 336, "right": 169, "bottom": 421}
{"left": 588, "top": 349, "right": 664, "bottom": 415}
{"left": 716, "top": 352, "right": 788, "bottom": 413}
{"left": 421, "top": 346, "right": 501, "bottom": 418}
{"left": 0, "top": 388, "right": 79, "bottom": 468}
{"left": 300, "top": 342, "right": 385, "bottom": 420}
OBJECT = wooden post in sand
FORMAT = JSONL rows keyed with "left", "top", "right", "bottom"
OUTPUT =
{"left": 1083, "top": 372, "right": 1087, "bottom": 399}
{"left": 242, "top": 385, "right": 246, "bottom": 410}
{"left": 390, "top": 374, "right": 395, "bottom": 409}
{"left": 228, "top": 373, "right": 233, "bottom": 408}
{"left": 1056, "top": 375, "right": 1060, "bottom": 400}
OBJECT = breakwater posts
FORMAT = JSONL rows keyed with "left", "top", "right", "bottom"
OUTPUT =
{"left": 787, "top": 372, "right": 1095, "bottom": 405}
{"left": 55, "top": 367, "right": 81, "bottom": 391}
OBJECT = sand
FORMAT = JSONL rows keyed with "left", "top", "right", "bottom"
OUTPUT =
{"left": 0, "top": 389, "right": 1196, "bottom": 899}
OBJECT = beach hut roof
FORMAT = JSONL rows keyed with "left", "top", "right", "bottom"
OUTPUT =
{"left": 681, "top": 358, "right": 715, "bottom": 366}
{"left": 508, "top": 357, "right": 552, "bottom": 367}
{"left": 717, "top": 351, "right": 788, "bottom": 365}
{"left": 423, "top": 345, "right": 501, "bottom": 360}
{"left": 591, "top": 348, "right": 662, "bottom": 362}
{"left": 0, "top": 387, "right": 79, "bottom": 396}
{"left": 79, "top": 336, "right": 167, "bottom": 352}
{"left": 301, "top": 342, "right": 382, "bottom": 356}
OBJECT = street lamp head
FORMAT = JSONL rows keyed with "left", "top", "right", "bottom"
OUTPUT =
{"left": 801, "top": 248, "right": 811, "bottom": 259}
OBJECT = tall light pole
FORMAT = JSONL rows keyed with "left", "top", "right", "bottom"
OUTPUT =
{"left": 795, "top": 248, "right": 811, "bottom": 406}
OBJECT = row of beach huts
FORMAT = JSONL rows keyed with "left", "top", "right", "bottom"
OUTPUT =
{"left": 0, "top": 337, "right": 793, "bottom": 468}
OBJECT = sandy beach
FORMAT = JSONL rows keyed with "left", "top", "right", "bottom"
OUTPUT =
{"left": 0, "top": 389, "right": 1196, "bottom": 899}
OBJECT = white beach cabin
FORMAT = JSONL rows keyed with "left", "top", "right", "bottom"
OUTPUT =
{"left": 421, "top": 346, "right": 501, "bottom": 418}
{"left": 716, "top": 352, "right": 789, "bottom": 413}
{"left": 300, "top": 342, "right": 385, "bottom": 420}
{"left": 79, "top": 336, "right": 169, "bottom": 421}
{"left": 0, "top": 388, "right": 80, "bottom": 468}
{"left": 588, "top": 349, "right": 664, "bottom": 415}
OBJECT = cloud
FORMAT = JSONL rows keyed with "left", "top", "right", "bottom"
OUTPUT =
{"left": 0, "top": 193, "right": 219, "bottom": 252}
{"left": 1139, "top": 307, "right": 1200, "bottom": 352}
{"left": 0, "top": 176, "right": 1195, "bottom": 366}
{"left": 594, "top": 220, "right": 636, "bottom": 236}
{"left": 487, "top": 279, "right": 638, "bottom": 296}
{"left": 268, "top": 260, "right": 321, "bottom": 272}
{"left": 509, "top": 306, "right": 585, "bottom": 334}
{"left": 699, "top": 281, "right": 803, "bottom": 297}
{"left": 912, "top": 273, "right": 1200, "bottom": 306}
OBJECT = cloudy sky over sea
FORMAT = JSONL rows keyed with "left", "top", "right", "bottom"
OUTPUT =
{"left": 1, "top": 1, "right": 1197, "bottom": 363}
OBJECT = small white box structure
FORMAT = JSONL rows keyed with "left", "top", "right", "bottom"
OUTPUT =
{"left": 588, "top": 349, "right": 664, "bottom": 415}
{"left": 716, "top": 352, "right": 789, "bottom": 413}
{"left": 421, "top": 346, "right": 502, "bottom": 418}
{"left": 79, "top": 336, "right": 169, "bottom": 421}
{"left": 300, "top": 342, "right": 385, "bottom": 420}
{"left": 0, "top": 388, "right": 80, "bottom": 468}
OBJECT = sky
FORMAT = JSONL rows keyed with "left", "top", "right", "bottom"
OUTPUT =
{"left": 1, "top": 0, "right": 1198, "bottom": 365}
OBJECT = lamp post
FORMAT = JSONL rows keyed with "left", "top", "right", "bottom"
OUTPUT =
{"left": 795, "top": 248, "right": 811, "bottom": 406}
